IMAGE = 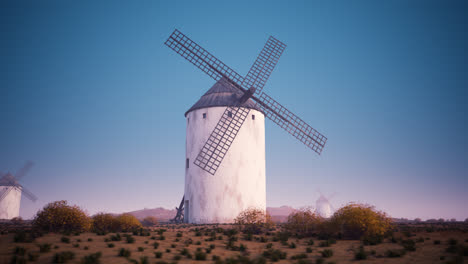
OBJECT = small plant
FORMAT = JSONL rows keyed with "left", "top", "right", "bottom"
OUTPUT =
{"left": 289, "top": 242, "right": 296, "bottom": 248}
{"left": 61, "top": 236, "right": 71, "bottom": 243}
{"left": 159, "top": 235, "right": 165, "bottom": 240}
{"left": 176, "top": 232, "right": 183, "bottom": 237}
{"left": 88, "top": 238, "right": 93, "bottom": 242}
{"left": 195, "top": 241, "right": 201, "bottom": 245}
{"left": 316, "top": 258, "right": 325, "bottom": 264}
{"left": 318, "top": 241, "right": 330, "bottom": 247}
{"left": 321, "top": 249, "right": 333, "bottom": 258}
{"left": 28, "top": 252, "right": 39, "bottom": 261}
{"left": 110, "top": 233, "right": 122, "bottom": 241}
{"left": 84, "top": 246, "right": 89, "bottom": 250}
{"left": 401, "top": 239, "right": 416, "bottom": 251}
{"left": 266, "top": 243, "right": 273, "bottom": 249}
{"left": 165, "top": 248, "right": 171, "bottom": 253}
{"left": 239, "top": 243, "right": 247, "bottom": 252}
{"left": 155, "top": 251, "right": 163, "bottom": 258}
{"left": 153, "top": 242, "right": 159, "bottom": 249}
{"left": 138, "top": 247, "right": 144, "bottom": 252}
{"left": 107, "top": 243, "right": 115, "bottom": 248}
{"left": 140, "top": 256, "right": 149, "bottom": 264}
{"left": 355, "top": 246, "right": 367, "bottom": 260}
{"left": 14, "top": 231, "right": 35, "bottom": 243}
{"left": 81, "top": 252, "right": 102, "bottom": 264}
{"left": 386, "top": 249, "right": 406, "bottom": 258}
{"left": 73, "top": 243, "right": 80, "bottom": 248}
{"left": 125, "top": 235, "right": 135, "bottom": 243}
{"left": 171, "top": 243, "right": 176, "bottom": 248}
{"left": 307, "top": 239, "right": 314, "bottom": 245}
{"left": 434, "top": 240, "right": 441, "bottom": 245}
{"left": 118, "top": 248, "right": 131, "bottom": 258}
{"left": 448, "top": 238, "right": 458, "bottom": 245}
{"left": 10, "top": 255, "right": 27, "bottom": 264}
{"left": 53, "top": 251, "right": 75, "bottom": 263}
{"left": 306, "top": 247, "right": 313, "bottom": 253}
{"left": 262, "top": 248, "right": 287, "bottom": 261}
{"left": 195, "top": 251, "right": 207, "bottom": 260}
{"left": 180, "top": 248, "right": 189, "bottom": 256}
{"left": 290, "top": 253, "right": 307, "bottom": 260}
{"left": 14, "top": 246, "right": 26, "bottom": 256}
{"left": 209, "top": 244, "right": 215, "bottom": 249}
{"left": 38, "top": 243, "right": 52, "bottom": 253}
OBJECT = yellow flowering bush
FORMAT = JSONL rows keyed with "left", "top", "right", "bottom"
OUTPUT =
{"left": 285, "top": 208, "right": 325, "bottom": 237}
{"left": 234, "top": 208, "right": 274, "bottom": 234}
{"left": 32, "top": 200, "right": 91, "bottom": 233}
{"left": 141, "top": 216, "right": 158, "bottom": 227}
{"left": 330, "top": 203, "right": 392, "bottom": 240}
{"left": 92, "top": 213, "right": 119, "bottom": 233}
{"left": 115, "top": 213, "right": 142, "bottom": 231}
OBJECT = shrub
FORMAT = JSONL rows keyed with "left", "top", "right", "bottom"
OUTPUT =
{"left": 448, "top": 238, "right": 458, "bottom": 245}
{"left": 195, "top": 251, "right": 207, "bottom": 260}
{"left": 125, "top": 235, "right": 135, "bottom": 243}
{"left": 386, "top": 249, "right": 406, "bottom": 258}
{"left": 263, "top": 248, "right": 287, "bottom": 261}
{"left": 321, "top": 249, "right": 333, "bottom": 258}
{"left": 107, "top": 243, "right": 115, "bottom": 248}
{"left": 110, "top": 233, "right": 122, "bottom": 241}
{"left": 434, "top": 240, "right": 441, "bottom": 245}
{"left": 61, "top": 236, "right": 70, "bottom": 243}
{"left": 285, "top": 209, "right": 325, "bottom": 237}
{"left": 38, "top": 243, "right": 52, "bottom": 253}
{"left": 234, "top": 208, "right": 274, "bottom": 234}
{"left": 10, "top": 255, "right": 27, "bottom": 264}
{"left": 291, "top": 253, "right": 307, "bottom": 260}
{"left": 115, "top": 214, "right": 142, "bottom": 232}
{"left": 401, "top": 239, "right": 416, "bottom": 251}
{"left": 155, "top": 251, "right": 163, "bottom": 258}
{"left": 329, "top": 203, "right": 392, "bottom": 240}
{"left": 33, "top": 200, "right": 91, "bottom": 233}
{"left": 138, "top": 247, "right": 144, "bottom": 252}
{"left": 153, "top": 242, "right": 159, "bottom": 249}
{"left": 118, "top": 248, "right": 131, "bottom": 258}
{"left": 81, "top": 252, "right": 102, "bottom": 264}
{"left": 92, "top": 213, "right": 119, "bottom": 233}
{"left": 140, "top": 256, "right": 149, "bottom": 264}
{"left": 27, "top": 252, "right": 39, "bottom": 261}
{"left": 13, "top": 231, "right": 35, "bottom": 243}
{"left": 306, "top": 247, "right": 313, "bottom": 253}
{"left": 53, "top": 251, "right": 75, "bottom": 263}
{"left": 355, "top": 246, "right": 367, "bottom": 260}
{"left": 14, "top": 246, "right": 26, "bottom": 256}
{"left": 176, "top": 232, "right": 183, "bottom": 237}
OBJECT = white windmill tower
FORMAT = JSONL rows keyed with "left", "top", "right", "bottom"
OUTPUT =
{"left": 315, "top": 191, "right": 335, "bottom": 218}
{"left": 0, "top": 161, "right": 37, "bottom": 220}
{"left": 165, "top": 30, "right": 327, "bottom": 224}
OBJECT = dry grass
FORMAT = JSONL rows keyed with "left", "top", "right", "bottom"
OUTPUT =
{"left": 1, "top": 224, "right": 467, "bottom": 263}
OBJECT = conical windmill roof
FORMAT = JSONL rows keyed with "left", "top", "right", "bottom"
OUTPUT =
{"left": 185, "top": 78, "right": 263, "bottom": 116}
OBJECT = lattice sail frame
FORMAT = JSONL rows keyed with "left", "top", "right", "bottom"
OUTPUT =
{"left": 165, "top": 29, "right": 327, "bottom": 175}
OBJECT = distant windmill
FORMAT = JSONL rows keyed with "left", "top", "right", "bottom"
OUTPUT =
{"left": 0, "top": 161, "right": 37, "bottom": 219}
{"left": 315, "top": 191, "right": 335, "bottom": 218}
{"left": 165, "top": 29, "right": 327, "bottom": 223}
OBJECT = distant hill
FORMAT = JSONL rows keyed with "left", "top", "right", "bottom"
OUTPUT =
{"left": 124, "top": 205, "right": 296, "bottom": 223}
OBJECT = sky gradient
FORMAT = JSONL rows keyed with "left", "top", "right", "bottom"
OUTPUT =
{"left": 1, "top": 0, "right": 467, "bottom": 220}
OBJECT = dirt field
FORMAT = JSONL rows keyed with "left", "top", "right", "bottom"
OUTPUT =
{"left": 1, "top": 224, "right": 467, "bottom": 264}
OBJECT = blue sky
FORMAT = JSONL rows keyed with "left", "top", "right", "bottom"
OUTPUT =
{"left": 1, "top": 0, "right": 467, "bottom": 220}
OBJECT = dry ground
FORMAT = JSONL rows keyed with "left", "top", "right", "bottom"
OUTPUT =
{"left": 1, "top": 224, "right": 467, "bottom": 264}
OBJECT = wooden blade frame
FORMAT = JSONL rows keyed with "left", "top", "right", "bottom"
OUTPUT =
{"left": 165, "top": 29, "right": 326, "bottom": 175}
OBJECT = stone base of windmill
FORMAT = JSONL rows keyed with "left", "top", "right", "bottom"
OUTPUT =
{"left": 0, "top": 187, "right": 22, "bottom": 220}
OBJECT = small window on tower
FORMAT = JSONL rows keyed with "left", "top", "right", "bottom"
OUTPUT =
{"left": 252, "top": 114, "right": 255, "bottom": 120}
{"left": 228, "top": 111, "right": 232, "bottom": 118}
{"left": 187, "top": 117, "right": 190, "bottom": 123}
{"left": 203, "top": 113, "right": 206, "bottom": 119}
{"left": 186, "top": 158, "right": 189, "bottom": 169}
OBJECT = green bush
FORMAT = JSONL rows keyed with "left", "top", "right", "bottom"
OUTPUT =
{"left": 53, "top": 251, "right": 75, "bottom": 263}
{"left": 138, "top": 247, "right": 144, "bottom": 252}
{"left": 321, "top": 249, "right": 333, "bottom": 258}
{"left": 107, "top": 243, "right": 114, "bottom": 248}
{"left": 355, "top": 247, "right": 367, "bottom": 260}
{"left": 155, "top": 251, "right": 163, "bottom": 258}
{"left": 118, "top": 248, "right": 131, "bottom": 258}
{"left": 38, "top": 243, "right": 52, "bottom": 253}
{"left": 386, "top": 249, "right": 406, "bottom": 258}
{"left": 401, "top": 239, "right": 416, "bottom": 251}
{"left": 13, "top": 231, "right": 36, "bottom": 243}
{"left": 125, "top": 235, "right": 135, "bottom": 243}
{"left": 290, "top": 253, "right": 307, "bottom": 260}
{"left": 61, "top": 236, "right": 70, "bottom": 243}
{"left": 33, "top": 201, "right": 91, "bottom": 233}
{"left": 262, "top": 248, "right": 287, "bottom": 261}
{"left": 140, "top": 256, "right": 149, "bottom": 264}
{"left": 195, "top": 251, "right": 207, "bottom": 260}
{"left": 81, "top": 252, "right": 102, "bottom": 264}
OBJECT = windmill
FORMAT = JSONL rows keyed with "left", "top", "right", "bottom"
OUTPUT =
{"left": 165, "top": 29, "right": 327, "bottom": 223}
{"left": 315, "top": 191, "right": 336, "bottom": 218}
{"left": 0, "top": 161, "right": 38, "bottom": 219}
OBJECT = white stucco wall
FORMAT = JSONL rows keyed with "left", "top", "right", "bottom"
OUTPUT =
{"left": 0, "top": 186, "right": 22, "bottom": 220}
{"left": 185, "top": 107, "right": 266, "bottom": 223}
